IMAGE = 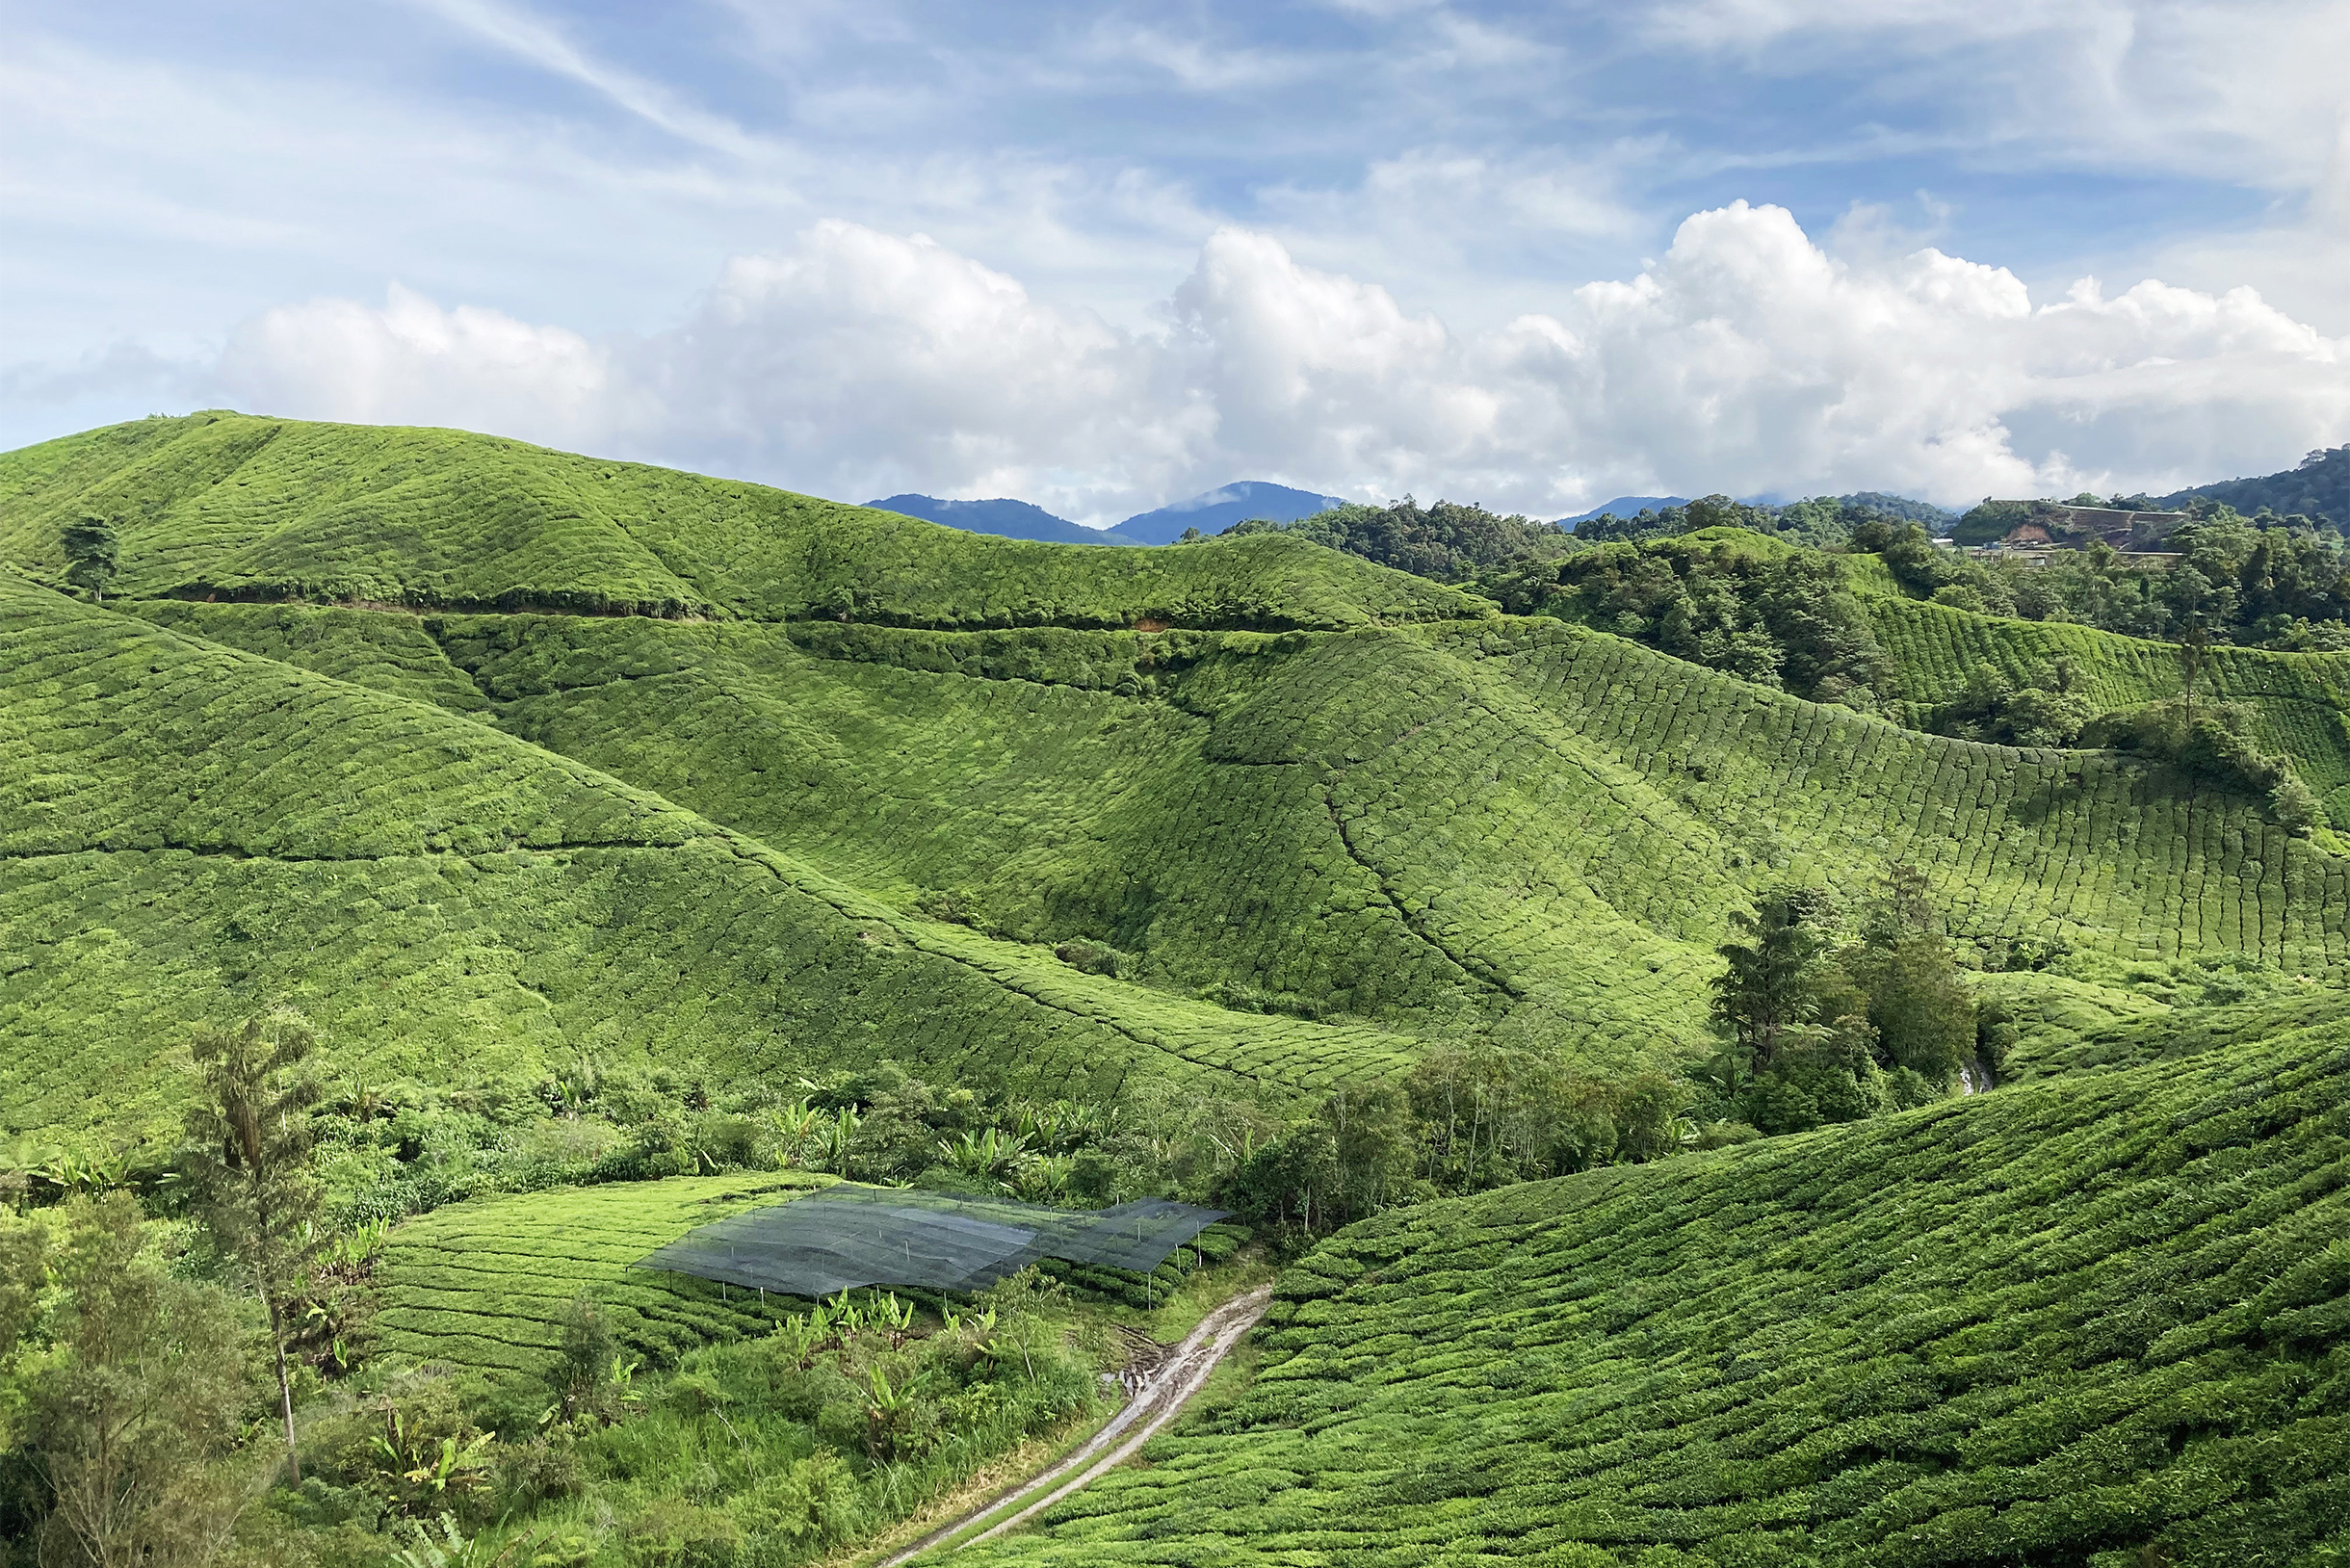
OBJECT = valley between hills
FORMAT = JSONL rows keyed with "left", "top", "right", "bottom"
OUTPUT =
{"left": 1, "top": 410, "right": 2343, "bottom": 1568}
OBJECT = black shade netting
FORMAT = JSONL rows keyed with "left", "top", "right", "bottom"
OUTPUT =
{"left": 633, "top": 1184, "right": 1229, "bottom": 1298}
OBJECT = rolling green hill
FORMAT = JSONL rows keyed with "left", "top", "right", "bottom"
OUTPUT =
{"left": 957, "top": 1013, "right": 2350, "bottom": 1568}
{"left": 8, "top": 416, "right": 2350, "bottom": 1147}
{"left": 0, "top": 575, "right": 1431, "bottom": 1142}
{"left": 4, "top": 415, "right": 2349, "bottom": 1568}
{"left": 1864, "top": 593, "right": 2350, "bottom": 826}
{"left": 0, "top": 411, "right": 1479, "bottom": 628}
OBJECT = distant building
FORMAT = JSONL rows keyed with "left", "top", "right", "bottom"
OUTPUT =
{"left": 1984, "top": 503, "right": 2187, "bottom": 553}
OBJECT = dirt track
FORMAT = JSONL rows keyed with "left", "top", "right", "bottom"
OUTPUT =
{"left": 878, "top": 1286, "right": 1273, "bottom": 1564}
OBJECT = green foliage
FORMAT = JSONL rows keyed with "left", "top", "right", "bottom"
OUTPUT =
{"left": 1224, "top": 498, "right": 1565, "bottom": 583}
{"left": 2162, "top": 444, "right": 2347, "bottom": 528}
{"left": 59, "top": 514, "right": 118, "bottom": 599}
{"left": 1710, "top": 888, "right": 1834, "bottom": 1067}
{"left": 7, "top": 416, "right": 2350, "bottom": 1565}
{"left": 1223, "top": 1054, "right": 1695, "bottom": 1240}
{"left": 3, "top": 1195, "right": 254, "bottom": 1568}
{"left": 15, "top": 572, "right": 2350, "bottom": 1154}
{"left": 1703, "top": 870, "right": 1981, "bottom": 1133}
{"left": 357, "top": 1207, "right": 1105, "bottom": 1567}
{"left": 1895, "top": 502, "right": 2350, "bottom": 651}
{"left": 184, "top": 1007, "right": 325, "bottom": 1477}
{"left": 0, "top": 579, "right": 1439, "bottom": 1144}
{"left": 1932, "top": 658, "right": 2099, "bottom": 746}
{"left": 1532, "top": 530, "right": 1893, "bottom": 705}
{"left": 2082, "top": 698, "right": 2319, "bottom": 834}
{"left": 957, "top": 1025, "right": 2350, "bottom": 1568}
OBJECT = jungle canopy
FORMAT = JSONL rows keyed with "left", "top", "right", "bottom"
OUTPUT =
{"left": 634, "top": 1183, "right": 1228, "bottom": 1298}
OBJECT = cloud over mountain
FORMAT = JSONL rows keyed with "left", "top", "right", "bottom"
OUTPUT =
{"left": 215, "top": 203, "right": 2350, "bottom": 523}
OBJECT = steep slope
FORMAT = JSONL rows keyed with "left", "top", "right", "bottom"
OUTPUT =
{"left": 113, "top": 601, "right": 2350, "bottom": 1077}
{"left": 0, "top": 577, "right": 1426, "bottom": 1142}
{"left": 962, "top": 1020, "right": 2350, "bottom": 1567}
{"left": 1865, "top": 594, "right": 2350, "bottom": 825}
{"left": 0, "top": 413, "right": 1479, "bottom": 628}
{"left": 11, "top": 415, "right": 2350, "bottom": 1138}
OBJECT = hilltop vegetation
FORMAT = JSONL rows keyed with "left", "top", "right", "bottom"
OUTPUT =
{"left": 0, "top": 411, "right": 1478, "bottom": 628}
{"left": 2161, "top": 444, "right": 2348, "bottom": 528}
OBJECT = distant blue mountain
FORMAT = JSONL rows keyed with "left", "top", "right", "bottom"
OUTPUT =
{"left": 1557, "top": 496, "right": 1690, "bottom": 527}
{"left": 1116, "top": 481, "right": 1346, "bottom": 546}
{"left": 865, "top": 494, "right": 1144, "bottom": 546}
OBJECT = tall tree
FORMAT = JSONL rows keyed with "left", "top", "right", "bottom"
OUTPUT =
{"left": 183, "top": 1011, "right": 322, "bottom": 1483}
{"left": 1710, "top": 890, "right": 1833, "bottom": 1068}
{"left": 22, "top": 1194, "right": 250, "bottom": 1568}
{"left": 60, "top": 516, "right": 118, "bottom": 600}
{"left": 1844, "top": 865, "right": 1976, "bottom": 1083}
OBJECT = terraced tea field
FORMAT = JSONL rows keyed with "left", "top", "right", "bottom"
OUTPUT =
{"left": 99, "top": 599, "right": 2350, "bottom": 1066}
{"left": 0, "top": 578, "right": 1423, "bottom": 1140}
{"left": 958, "top": 1017, "right": 2350, "bottom": 1567}
{"left": 0, "top": 411, "right": 1480, "bottom": 628}
{"left": 10, "top": 412, "right": 2350, "bottom": 1127}
{"left": 373, "top": 1173, "right": 829, "bottom": 1377}
{"left": 6, "top": 412, "right": 2349, "bottom": 1568}
{"left": 1866, "top": 595, "right": 2350, "bottom": 820}
{"left": 13, "top": 464, "right": 2350, "bottom": 1136}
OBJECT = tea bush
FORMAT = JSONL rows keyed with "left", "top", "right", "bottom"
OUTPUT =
{"left": 0, "top": 411, "right": 1484, "bottom": 628}
{"left": 0, "top": 578, "right": 1424, "bottom": 1143}
{"left": 961, "top": 1022, "right": 2350, "bottom": 1568}
{"left": 370, "top": 1174, "right": 827, "bottom": 1377}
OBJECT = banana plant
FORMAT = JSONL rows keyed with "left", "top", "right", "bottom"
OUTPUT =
{"left": 872, "top": 1292, "right": 916, "bottom": 1347}
{"left": 937, "top": 1126, "right": 1031, "bottom": 1181}
{"left": 825, "top": 1290, "right": 867, "bottom": 1336}
{"left": 768, "top": 1098, "right": 823, "bottom": 1169}
{"left": 35, "top": 1145, "right": 127, "bottom": 1198}
{"left": 815, "top": 1106, "right": 862, "bottom": 1178}
{"left": 1011, "top": 1152, "right": 1077, "bottom": 1203}
{"left": 325, "top": 1216, "right": 394, "bottom": 1271}
{"left": 374, "top": 1410, "right": 494, "bottom": 1513}
{"left": 769, "top": 1311, "right": 824, "bottom": 1369}
{"left": 862, "top": 1366, "right": 933, "bottom": 1461}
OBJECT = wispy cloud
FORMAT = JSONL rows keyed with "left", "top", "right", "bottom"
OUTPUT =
{"left": 4, "top": 0, "right": 2345, "bottom": 465}
{"left": 405, "top": 0, "right": 778, "bottom": 161}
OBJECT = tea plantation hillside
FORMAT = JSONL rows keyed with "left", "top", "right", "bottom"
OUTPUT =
{"left": 0, "top": 575, "right": 1432, "bottom": 1141}
{"left": 105, "top": 599, "right": 2350, "bottom": 1068}
{"left": 369, "top": 1172, "right": 825, "bottom": 1379}
{"left": 960, "top": 1020, "right": 2350, "bottom": 1568}
{"left": 11, "top": 414, "right": 2350, "bottom": 1142}
{"left": 0, "top": 412, "right": 1481, "bottom": 628}
{"left": 1864, "top": 594, "right": 2350, "bottom": 825}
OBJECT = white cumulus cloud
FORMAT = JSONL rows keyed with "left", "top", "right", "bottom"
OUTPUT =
{"left": 207, "top": 203, "right": 2350, "bottom": 520}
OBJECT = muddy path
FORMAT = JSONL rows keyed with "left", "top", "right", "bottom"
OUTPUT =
{"left": 877, "top": 1285, "right": 1273, "bottom": 1564}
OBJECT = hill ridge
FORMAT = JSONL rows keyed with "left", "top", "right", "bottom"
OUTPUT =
{"left": 0, "top": 413, "right": 1487, "bottom": 632}
{"left": 0, "top": 575, "right": 1426, "bottom": 1138}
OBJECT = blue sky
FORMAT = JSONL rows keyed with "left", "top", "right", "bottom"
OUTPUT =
{"left": 5, "top": 0, "right": 2346, "bottom": 521}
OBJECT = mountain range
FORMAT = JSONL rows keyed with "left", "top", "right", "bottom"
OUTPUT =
{"left": 867, "top": 480, "right": 1345, "bottom": 547}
